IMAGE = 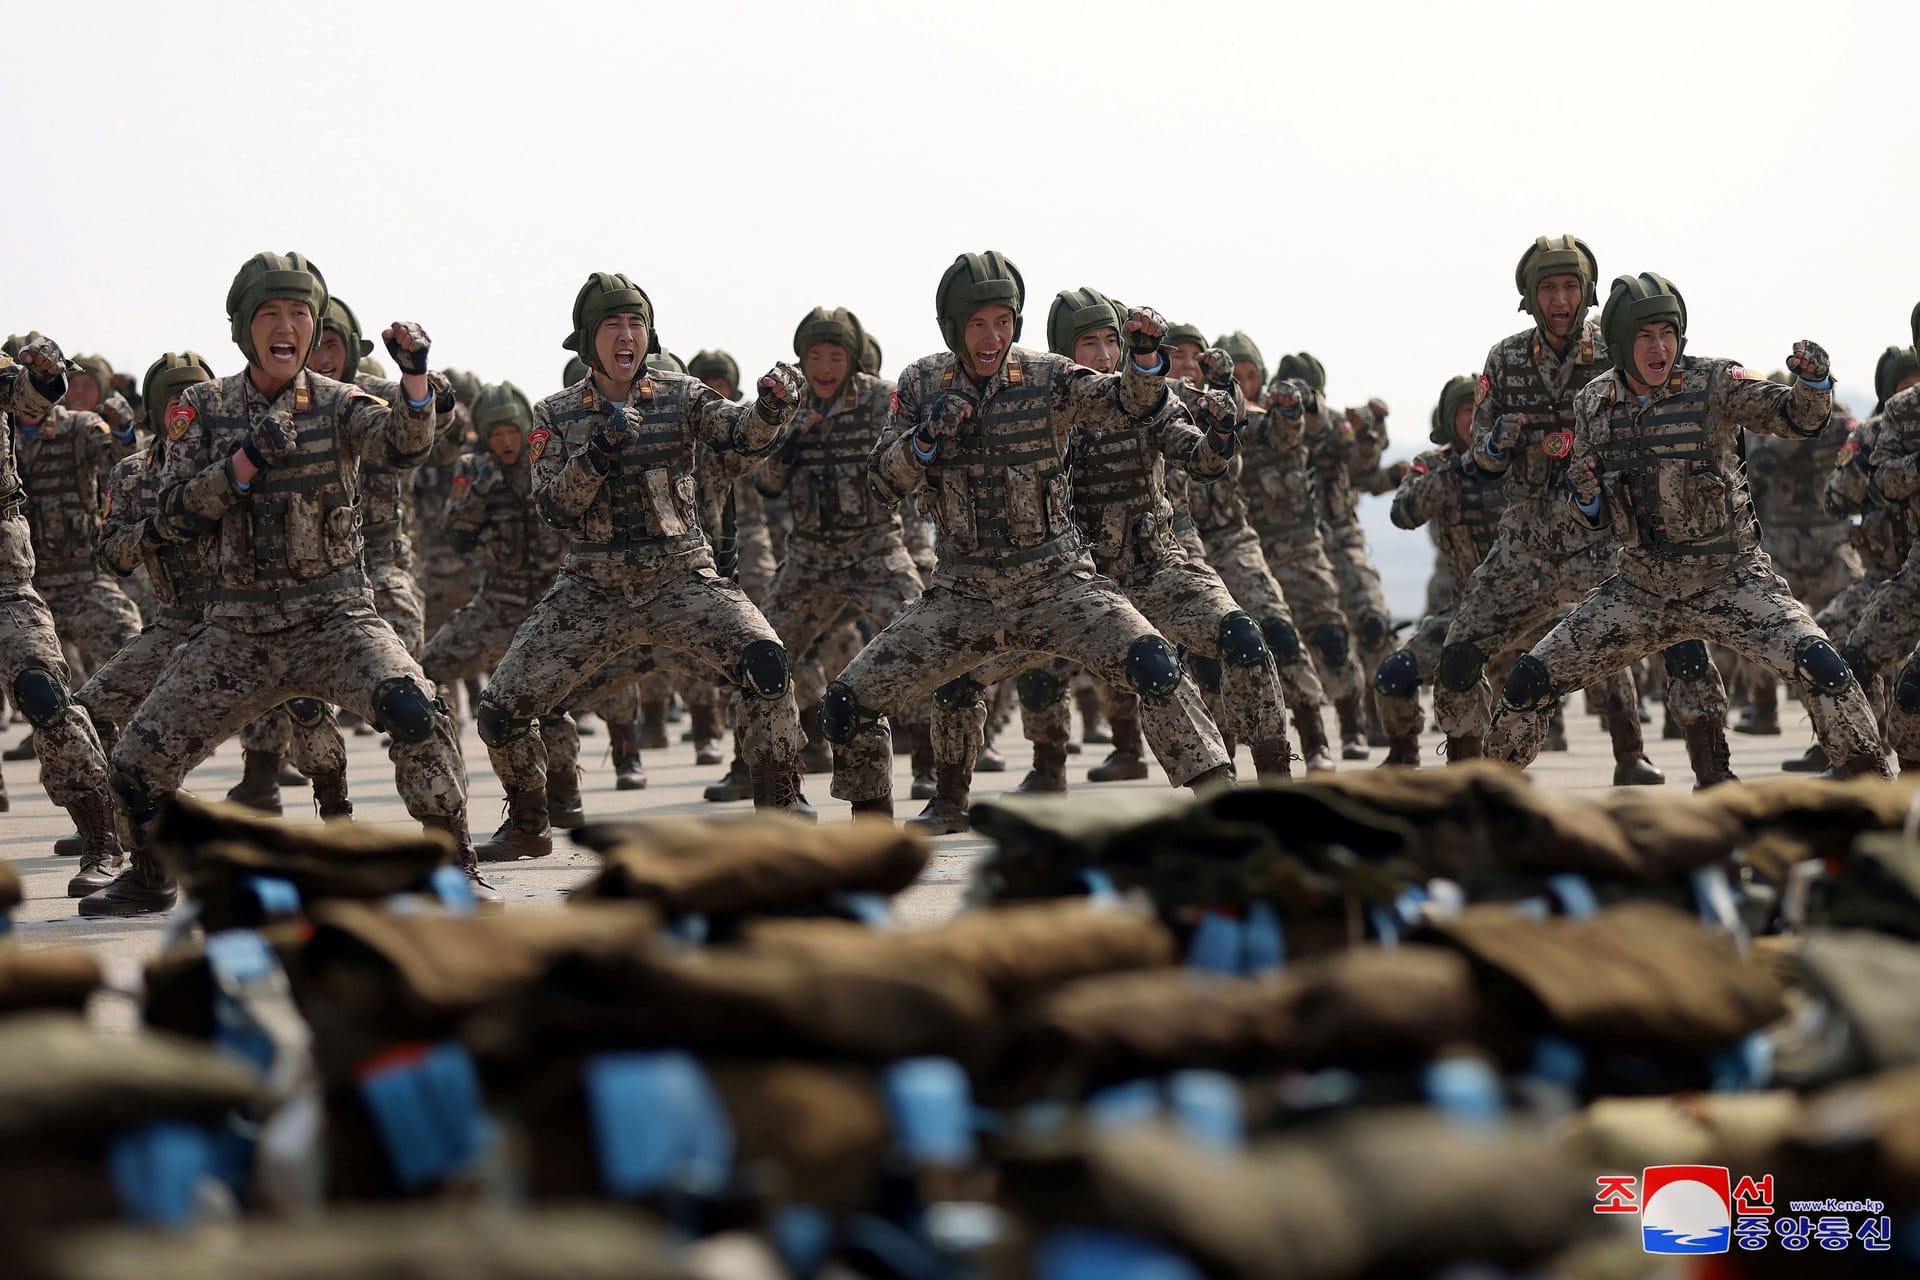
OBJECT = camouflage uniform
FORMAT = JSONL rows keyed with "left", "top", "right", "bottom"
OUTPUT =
{"left": 1440, "top": 321, "right": 1710, "bottom": 771}
{"left": 1486, "top": 355, "right": 1885, "bottom": 776}
{"left": 1856, "top": 385, "right": 1920, "bottom": 763}
{"left": 1315, "top": 403, "right": 1397, "bottom": 750}
{"left": 826, "top": 342, "right": 1233, "bottom": 813}
{"left": 354, "top": 373, "right": 429, "bottom": 655}
{"left": 110, "top": 368, "right": 471, "bottom": 846}
{"left": 1820, "top": 411, "right": 1915, "bottom": 724}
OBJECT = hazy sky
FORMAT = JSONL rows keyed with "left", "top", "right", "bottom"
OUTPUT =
{"left": 13, "top": 0, "right": 1913, "bottom": 612}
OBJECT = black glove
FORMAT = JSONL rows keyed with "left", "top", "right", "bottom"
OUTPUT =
{"left": 1123, "top": 306, "right": 1166, "bottom": 357}
{"left": 383, "top": 322, "right": 432, "bottom": 376}
{"left": 1788, "top": 339, "right": 1831, "bottom": 384}
{"left": 755, "top": 362, "right": 804, "bottom": 423}
{"left": 239, "top": 410, "right": 297, "bottom": 470}
{"left": 1197, "top": 347, "right": 1237, "bottom": 392}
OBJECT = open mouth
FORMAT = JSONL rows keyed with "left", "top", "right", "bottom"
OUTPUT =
{"left": 270, "top": 342, "right": 297, "bottom": 362}
{"left": 1644, "top": 357, "right": 1670, "bottom": 380}
{"left": 613, "top": 347, "right": 637, "bottom": 373}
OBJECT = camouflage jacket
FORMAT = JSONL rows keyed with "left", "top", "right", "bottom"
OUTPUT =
{"left": 354, "top": 373, "right": 418, "bottom": 572}
{"left": 157, "top": 368, "right": 440, "bottom": 632}
{"left": 1863, "top": 384, "right": 1920, "bottom": 532}
{"left": 15, "top": 404, "right": 116, "bottom": 587}
{"left": 0, "top": 355, "right": 64, "bottom": 592}
{"left": 98, "top": 444, "right": 209, "bottom": 620}
{"left": 1746, "top": 406, "right": 1854, "bottom": 571}
{"left": 1068, "top": 377, "right": 1231, "bottom": 579}
{"left": 1240, "top": 389, "right": 1334, "bottom": 547}
{"left": 1470, "top": 320, "right": 1613, "bottom": 557}
{"left": 446, "top": 451, "right": 565, "bottom": 610}
{"left": 1314, "top": 404, "right": 1390, "bottom": 531}
{"left": 1390, "top": 445, "right": 1507, "bottom": 584}
{"left": 1825, "top": 413, "right": 1913, "bottom": 576}
{"left": 755, "top": 372, "right": 902, "bottom": 550}
{"left": 532, "top": 372, "right": 796, "bottom": 585}
{"left": 1573, "top": 356, "right": 1830, "bottom": 594}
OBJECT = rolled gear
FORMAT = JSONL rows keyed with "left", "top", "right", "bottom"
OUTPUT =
{"left": 1514, "top": 234, "right": 1599, "bottom": 329}
{"left": 1046, "top": 287, "right": 1121, "bottom": 357}
{"left": 934, "top": 250, "right": 1024, "bottom": 356}
{"left": 562, "top": 271, "right": 659, "bottom": 373}
{"left": 225, "top": 251, "right": 329, "bottom": 365}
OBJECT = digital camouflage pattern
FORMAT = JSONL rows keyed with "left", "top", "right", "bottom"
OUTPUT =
{"left": 15, "top": 403, "right": 141, "bottom": 669}
{"left": 1859, "top": 384, "right": 1920, "bottom": 758}
{"left": 1818, "top": 411, "right": 1916, "bottom": 717}
{"left": 354, "top": 372, "right": 429, "bottom": 654}
{"left": 1747, "top": 410, "right": 1862, "bottom": 612}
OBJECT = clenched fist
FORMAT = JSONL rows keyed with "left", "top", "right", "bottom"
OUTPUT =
{"left": 921, "top": 393, "right": 974, "bottom": 442}
{"left": 1123, "top": 306, "right": 1166, "bottom": 355}
{"left": 382, "top": 322, "right": 432, "bottom": 376}
{"left": 1568, "top": 454, "right": 1602, "bottom": 506}
{"left": 755, "top": 362, "right": 804, "bottom": 422}
{"left": 243, "top": 410, "right": 298, "bottom": 469}
{"left": 1197, "top": 347, "right": 1237, "bottom": 391}
{"left": 1488, "top": 413, "right": 1526, "bottom": 452}
{"left": 1786, "top": 340, "right": 1830, "bottom": 384}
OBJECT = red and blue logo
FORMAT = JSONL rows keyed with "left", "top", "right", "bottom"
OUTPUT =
{"left": 1637, "top": 1165, "right": 1732, "bottom": 1254}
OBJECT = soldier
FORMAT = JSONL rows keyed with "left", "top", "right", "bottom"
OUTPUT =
{"left": 821, "top": 250, "right": 1233, "bottom": 823}
{"left": 0, "top": 338, "right": 124, "bottom": 877}
{"left": 1484, "top": 272, "right": 1888, "bottom": 780}
{"left": 1438, "top": 235, "right": 1682, "bottom": 785}
{"left": 471, "top": 271, "right": 810, "bottom": 857}
{"left": 414, "top": 365, "right": 484, "bottom": 712}
{"left": 1855, "top": 313, "right": 1920, "bottom": 772}
{"left": 83, "top": 251, "right": 480, "bottom": 917}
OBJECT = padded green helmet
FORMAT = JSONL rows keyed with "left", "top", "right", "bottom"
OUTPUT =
{"left": 140, "top": 352, "right": 216, "bottom": 435}
{"left": 1430, "top": 373, "right": 1478, "bottom": 447}
{"left": 359, "top": 355, "right": 388, "bottom": 379}
{"left": 1601, "top": 273, "right": 1687, "bottom": 385}
{"left": 688, "top": 349, "right": 741, "bottom": 392}
{"left": 68, "top": 353, "right": 114, "bottom": 406}
{"left": 1515, "top": 235, "right": 1599, "bottom": 331}
{"left": 934, "top": 250, "right": 1023, "bottom": 357}
{"left": 1047, "top": 287, "right": 1121, "bottom": 358}
{"left": 1214, "top": 332, "right": 1266, "bottom": 385}
{"left": 473, "top": 381, "right": 534, "bottom": 435}
{"left": 1162, "top": 321, "right": 1206, "bottom": 351}
{"left": 1275, "top": 351, "right": 1326, "bottom": 392}
{"left": 319, "top": 296, "right": 376, "bottom": 382}
{"left": 225, "top": 252, "right": 328, "bottom": 367}
{"left": 563, "top": 272, "right": 658, "bottom": 374}
{"left": 1875, "top": 344, "right": 1920, "bottom": 413}
{"left": 792, "top": 306, "right": 866, "bottom": 367}
{"left": 441, "top": 368, "right": 482, "bottom": 406}
{"left": 860, "top": 331, "right": 883, "bottom": 377}
{"left": 562, "top": 355, "right": 590, "bottom": 387}
{"left": 647, "top": 349, "right": 686, "bottom": 375}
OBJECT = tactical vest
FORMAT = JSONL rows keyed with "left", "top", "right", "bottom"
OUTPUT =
{"left": 1488, "top": 329, "right": 1604, "bottom": 495}
{"left": 916, "top": 357, "right": 1078, "bottom": 572}
{"left": 1586, "top": 361, "right": 1758, "bottom": 565}
{"left": 1748, "top": 422, "right": 1849, "bottom": 534}
{"left": 17, "top": 409, "right": 105, "bottom": 579}
{"left": 549, "top": 378, "right": 706, "bottom": 564}
{"left": 1239, "top": 416, "right": 1318, "bottom": 542}
{"left": 202, "top": 379, "right": 366, "bottom": 609}
{"left": 130, "top": 450, "right": 209, "bottom": 618}
{"left": 1070, "top": 420, "right": 1176, "bottom": 571}
{"left": 473, "top": 463, "right": 562, "bottom": 607}
{"left": 1188, "top": 454, "right": 1250, "bottom": 535}
{"left": 787, "top": 375, "right": 893, "bottom": 539}
{"left": 354, "top": 375, "right": 412, "bottom": 559}
{"left": 1435, "top": 456, "right": 1508, "bottom": 581}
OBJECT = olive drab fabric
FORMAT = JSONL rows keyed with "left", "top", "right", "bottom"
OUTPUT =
{"left": 563, "top": 272, "right": 658, "bottom": 372}
{"left": 687, "top": 349, "right": 740, "bottom": 390}
{"left": 320, "top": 296, "right": 376, "bottom": 383}
{"left": 1216, "top": 331, "right": 1266, "bottom": 385}
{"left": 934, "top": 249, "right": 1024, "bottom": 356}
{"left": 1429, "top": 373, "right": 1476, "bottom": 447}
{"left": 1047, "top": 287, "right": 1121, "bottom": 358}
{"left": 139, "top": 352, "right": 215, "bottom": 435}
{"left": 1599, "top": 271, "right": 1687, "bottom": 384}
{"left": 1514, "top": 233, "right": 1599, "bottom": 329}
{"left": 225, "top": 251, "right": 328, "bottom": 367}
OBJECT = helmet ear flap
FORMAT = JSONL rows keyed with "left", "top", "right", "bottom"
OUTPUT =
{"left": 1572, "top": 237, "right": 1600, "bottom": 307}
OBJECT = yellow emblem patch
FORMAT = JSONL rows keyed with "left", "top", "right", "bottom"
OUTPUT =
{"left": 528, "top": 427, "right": 550, "bottom": 463}
{"left": 166, "top": 401, "right": 196, "bottom": 442}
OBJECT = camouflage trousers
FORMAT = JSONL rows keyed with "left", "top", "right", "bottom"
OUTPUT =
{"left": 40, "top": 575, "right": 141, "bottom": 676}
{"left": 477, "top": 565, "right": 803, "bottom": 795}
{"left": 1256, "top": 529, "right": 1359, "bottom": 701}
{"left": 1324, "top": 519, "right": 1393, "bottom": 712}
{"left": 370, "top": 556, "right": 426, "bottom": 657}
{"left": 1817, "top": 574, "right": 1893, "bottom": 721}
{"left": 1736, "top": 533, "right": 1861, "bottom": 701}
{"left": 1200, "top": 525, "right": 1328, "bottom": 711}
{"left": 0, "top": 587, "right": 110, "bottom": 807}
{"left": 1375, "top": 610, "right": 1530, "bottom": 741}
{"left": 763, "top": 535, "right": 923, "bottom": 712}
{"left": 1486, "top": 561, "right": 1883, "bottom": 770}
{"left": 110, "top": 601, "right": 467, "bottom": 823}
{"left": 827, "top": 565, "right": 1229, "bottom": 802}
{"left": 1837, "top": 552, "right": 1920, "bottom": 727}
{"left": 1438, "top": 535, "right": 1721, "bottom": 739}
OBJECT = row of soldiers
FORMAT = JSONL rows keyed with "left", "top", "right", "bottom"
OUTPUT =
{"left": 4, "top": 237, "right": 1911, "bottom": 919}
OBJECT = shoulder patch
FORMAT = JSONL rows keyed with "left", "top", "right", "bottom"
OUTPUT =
{"left": 889, "top": 391, "right": 900, "bottom": 414}
{"left": 166, "top": 401, "right": 197, "bottom": 442}
{"left": 528, "top": 427, "right": 551, "bottom": 463}
{"left": 1839, "top": 439, "right": 1859, "bottom": 463}
{"left": 1729, "top": 365, "right": 1747, "bottom": 381}
{"left": 1474, "top": 374, "right": 1491, "bottom": 405}
{"left": 1410, "top": 460, "right": 1431, "bottom": 475}
{"left": 450, "top": 474, "right": 470, "bottom": 498}
{"left": 1540, "top": 429, "right": 1574, "bottom": 460}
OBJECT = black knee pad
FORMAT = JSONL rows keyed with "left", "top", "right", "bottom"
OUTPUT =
{"left": 1375, "top": 648, "right": 1421, "bottom": 700}
{"left": 108, "top": 760, "right": 160, "bottom": 825}
{"left": 285, "top": 697, "right": 328, "bottom": 729}
{"left": 475, "top": 695, "right": 532, "bottom": 749}
{"left": 1501, "top": 653, "right": 1558, "bottom": 712}
{"left": 1662, "top": 640, "right": 1712, "bottom": 681}
{"left": 1259, "top": 615, "right": 1302, "bottom": 664}
{"left": 931, "top": 675, "right": 984, "bottom": 712}
{"left": 821, "top": 679, "right": 883, "bottom": 745}
{"left": 1795, "top": 636, "right": 1854, "bottom": 696}
{"left": 371, "top": 676, "right": 438, "bottom": 745}
{"left": 1014, "top": 666, "right": 1066, "bottom": 711}
{"left": 1898, "top": 659, "right": 1920, "bottom": 713}
{"left": 1841, "top": 643, "right": 1876, "bottom": 683}
{"left": 1126, "top": 635, "right": 1182, "bottom": 699}
{"left": 1438, "top": 641, "right": 1485, "bottom": 693}
{"left": 738, "top": 638, "right": 790, "bottom": 699}
{"left": 11, "top": 663, "right": 70, "bottom": 729}
{"left": 1310, "top": 621, "right": 1351, "bottom": 671}
{"left": 1358, "top": 611, "right": 1391, "bottom": 653}
{"left": 1188, "top": 654, "right": 1224, "bottom": 694}
{"left": 1216, "top": 611, "right": 1268, "bottom": 668}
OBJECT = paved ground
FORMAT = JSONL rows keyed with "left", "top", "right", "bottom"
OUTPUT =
{"left": 3, "top": 699, "right": 1831, "bottom": 975}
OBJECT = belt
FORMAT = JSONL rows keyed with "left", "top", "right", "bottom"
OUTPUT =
{"left": 942, "top": 532, "right": 1082, "bottom": 570}
{"left": 207, "top": 565, "right": 367, "bottom": 608}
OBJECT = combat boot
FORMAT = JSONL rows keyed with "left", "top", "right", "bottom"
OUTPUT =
{"left": 1782, "top": 743, "right": 1829, "bottom": 773}
{"left": 751, "top": 767, "right": 816, "bottom": 821}
{"left": 1297, "top": 709, "right": 1337, "bottom": 773}
{"left": 1379, "top": 734, "right": 1420, "bottom": 767}
{"left": 64, "top": 794, "right": 124, "bottom": 898}
{"left": 1606, "top": 710, "right": 1665, "bottom": 786}
{"left": 798, "top": 704, "right": 832, "bottom": 774}
{"left": 1445, "top": 734, "right": 1482, "bottom": 762}
{"left": 703, "top": 756, "right": 750, "bottom": 802}
{"left": 0, "top": 763, "right": 10, "bottom": 812}
{"left": 3, "top": 731, "right": 34, "bottom": 762}
{"left": 1016, "top": 742, "right": 1070, "bottom": 793}
{"left": 476, "top": 789, "right": 552, "bottom": 861}
{"left": 1075, "top": 683, "right": 1111, "bottom": 744}
{"left": 53, "top": 830, "right": 83, "bottom": 856}
{"left": 1544, "top": 704, "right": 1569, "bottom": 752}
{"left": 225, "top": 748, "right": 284, "bottom": 815}
{"left": 608, "top": 721, "right": 648, "bottom": 791}
{"left": 849, "top": 797, "right": 895, "bottom": 821}
{"left": 77, "top": 853, "right": 176, "bottom": 918}
{"left": 1662, "top": 708, "right": 1682, "bottom": 740}
{"left": 547, "top": 766, "right": 587, "bottom": 829}
{"left": 690, "top": 698, "right": 725, "bottom": 767}
{"left": 1186, "top": 763, "right": 1235, "bottom": 791}
{"left": 1364, "top": 691, "right": 1389, "bottom": 749}
{"left": 277, "top": 760, "right": 308, "bottom": 786}
{"left": 1088, "top": 716, "right": 1149, "bottom": 782}
{"left": 1836, "top": 751, "right": 1894, "bottom": 780}
{"left": 975, "top": 744, "right": 1007, "bottom": 772}
{"left": 311, "top": 771, "right": 353, "bottom": 820}
{"left": 422, "top": 814, "right": 504, "bottom": 909}
{"left": 1683, "top": 720, "right": 1739, "bottom": 790}
{"left": 909, "top": 723, "right": 936, "bottom": 800}
{"left": 1734, "top": 683, "right": 1781, "bottom": 735}
{"left": 1251, "top": 738, "right": 1294, "bottom": 781}
{"left": 907, "top": 758, "right": 971, "bottom": 835}
{"left": 638, "top": 699, "right": 670, "bottom": 750}
{"left": 1335, "top": 692, "right": 1369, "bottom": 761}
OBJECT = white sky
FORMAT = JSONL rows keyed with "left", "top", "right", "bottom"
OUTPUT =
{"left": 12, "top": 0, "right": 1914, "bottom": 612}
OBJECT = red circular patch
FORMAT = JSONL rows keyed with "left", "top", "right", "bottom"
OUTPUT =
{"left": 1540, "top": 429, "right": 1574, "bottom": 459}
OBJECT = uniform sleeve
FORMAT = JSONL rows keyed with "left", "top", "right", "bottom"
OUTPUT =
{"left": 158, "top": 391, "right": 246, "bottom": 541}
{"left": 534, "top": 399, "right": 603, "bottom": 529}
{"left": 95, "top": 455, "right": 148, "bottom": 576}
{"left": 869, "top": 374, "right": 925, "bottom": 507}
{"left": 445, "top": 454, "right": 488, "bottom": 551}
{"left": 690, "top": 378, "right": 795, "bottom": 458}
{"left": 1824, "top": 423, "right": 1876, "bottom": 516}
{"left": 1713, "top": 362, "right": 1830, "bottom": 441}
{"left": 344, "top": 386, "right": 440, "bottom": 468}
{"left": 77, "top": 412, "right": 116, "bottom": 498}
{"left": 732, "top": 477, "right": 778, "bottom": 601}
{"left": 1867, "top": 391, "right": 1920, "bottom": 502}
{"left": 1389, "top": 452, "right": 1455, "bottom": 530}
{"left": 1148, "top": 388, "right": 1234, "bottom": 480}
{"left": 1056, "top": 350, "right": 1171, "bottom": 429}
{"left": 1566, "top": 391, "right": 1608, "bottom": 528}
{"left": 0, "top": 358, "right": 63, "bottom": 421}
{"left": 1468, "top": 347, "right": 1510, "bottom": 474}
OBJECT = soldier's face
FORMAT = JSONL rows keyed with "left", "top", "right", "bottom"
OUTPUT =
{"left": 700, "top": 376, "right": 737, "bottom": 399}
{"left": 65, "top": 373, "right": 102, "bottom": 412}
{"left": 251, "top": 299, "right": 315, "bottom": 383}
{"left": 1535, "top": 273, "right": 1584, "bottom": 338}
{"left": 308, "top": 329, "right": 349, "bottom": 379}
{"left": 804, "top": 341, "right": 851, "bottom": 398}
{"left": 1166, "top": 343, "right": 1203, "bottom": 382}
{"left": 1631, "top": 322, "right": 1680, "bottom": 389}
{"left": 1233, "top": 362, "right": 1262, "bottom": 403}
{"left": 594, "top": 312, "right": 649, "bottom": 382}
{"left": 1072, "top": 328, "right": 1120, "bottom": 374}
{"left": 963, "top": 306, "right": 1016, "bottom": 378}
{"left": 489, "top": 422, "right": 522, "bottom": 465}
{"left": 1452, "top": 400, "right": 1474, "bottom": 446}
